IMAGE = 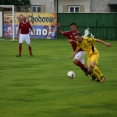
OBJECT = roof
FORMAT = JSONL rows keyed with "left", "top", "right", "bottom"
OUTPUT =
{"left": 108, "top": 0, "right": 117, "bottom": 6}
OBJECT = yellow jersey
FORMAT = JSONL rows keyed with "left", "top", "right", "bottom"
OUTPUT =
{"left": 76, "top": 37, "right": 99, "bottom": 56}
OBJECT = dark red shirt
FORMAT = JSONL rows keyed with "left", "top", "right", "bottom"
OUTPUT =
{"left": 19, "top": 21, "right": 32, "bottom": 34}
{"left": 63, "top": 30, "right": 83, "bottom": 52}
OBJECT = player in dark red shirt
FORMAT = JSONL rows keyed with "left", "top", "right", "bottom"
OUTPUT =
{"left": 57, "top": 23, "right": 89, "bottom": 76}
{"left": 16, "top": 16, "right": 35, "bottom": 57}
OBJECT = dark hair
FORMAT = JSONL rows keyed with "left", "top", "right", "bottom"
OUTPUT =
{"left": 70, "top": 23, "right": 77, "bottom": 27}
{"left": 75, "top": 33, "right": 82, "bottom": 37}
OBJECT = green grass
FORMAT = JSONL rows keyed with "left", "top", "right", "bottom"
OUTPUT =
{"left": 0, "top": 39, "right": 117, "bottom": 117}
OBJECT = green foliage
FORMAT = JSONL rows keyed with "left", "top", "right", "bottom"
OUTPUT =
{"left": 0, "top": 0, "right": 31, "bottom": 6}
{"left": 0, "top": 39, "right": 117, "bottom": 117}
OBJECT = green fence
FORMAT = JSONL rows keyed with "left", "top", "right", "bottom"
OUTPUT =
{"left": 58, "top": 13, "right": 117, "bottom": 40}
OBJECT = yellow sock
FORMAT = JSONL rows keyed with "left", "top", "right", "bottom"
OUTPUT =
{"left": 91, "top": 71, "right": 101, "bottom": 80}
{"left": 93, "top": 65, "right": 103, "bottom": 78}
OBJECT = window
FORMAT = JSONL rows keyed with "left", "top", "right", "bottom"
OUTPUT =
{"left": 68, "top": 6, "right": 80, "bottom": 13}
{"left": 32, "top": 6, "right": 41, "bottom": 12}
{"left": 110, "top": 6, "right": 117, "bottom": 12}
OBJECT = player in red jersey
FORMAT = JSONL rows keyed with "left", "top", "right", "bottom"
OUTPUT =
{"left": 57, "top": 23, "right": 89, "bottom": 76}
{"left": 16, "top": 16, "right": 35, "bottom": 57}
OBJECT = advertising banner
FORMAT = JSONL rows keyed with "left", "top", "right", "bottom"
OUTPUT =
{"left": 4, "top": 12, "right": 13, "bottom": 38}
{"left": 4, "top": 12, "right": 57, "bottom": 39}
{"left": 0, "top": 12, "right": 2, "bottom": 37}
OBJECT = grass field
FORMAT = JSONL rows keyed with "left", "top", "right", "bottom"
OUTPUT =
{"left": 0, "top": 39, "right": 117, "bottom": 117}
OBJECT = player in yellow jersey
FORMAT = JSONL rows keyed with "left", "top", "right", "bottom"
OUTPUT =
{"left": 70, "top": 33, "right": 112, "bottom": 82}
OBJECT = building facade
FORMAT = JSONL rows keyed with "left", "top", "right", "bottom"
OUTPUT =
{"left": 30, "top": 0, "right": 91, "bottom": 13}
{"left": 91, "top": 0, "right": 117, "bottom": 12}
{"left": 30, "top": 0, "right": 117, "bottom": 13}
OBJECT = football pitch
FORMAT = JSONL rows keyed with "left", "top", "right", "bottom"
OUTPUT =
{"left": 0, "top": 39, "right": 117, "bottom": 117}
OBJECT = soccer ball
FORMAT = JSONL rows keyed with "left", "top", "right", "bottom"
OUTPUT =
{"left": 67, "top": 71, "right": 75, "bottom": 79}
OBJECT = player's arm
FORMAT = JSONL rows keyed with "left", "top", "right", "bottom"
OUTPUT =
{"left": 17, "top": 28, "right": 20, "bottom": 35}
{"left": 16, "top": 25, "right": 21, "bottom": 38}
{"left": 70, "top": 49, "right": 79, "bottom": 58}
{"left": 96, "top": 39, "right": 112, "bottom": 47}
{"left": 70, "top": 47, "right": 80, "bottom": 58}
{"left": 29, "top": 23, "right": 35, "bottom": 36}
{"left": 68, "top": 39, "right": 76, "bottom": 43}
{"left": 31, "top": 28, "right": 35, "bottom": 36}
{"left": 57, "top": 23, "right": 64, "bottom": 35}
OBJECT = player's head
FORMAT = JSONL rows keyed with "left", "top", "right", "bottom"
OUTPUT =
{"left": 19, "top": 14, "right": 24, "bottom": 22}
{"left": 75, "top": 33, "right": 83, "bottom": 42}
{"left": 70, "top": 23, "right": 77, "bottom": 33}
{"left": 23, "top": 16, "right": 26, "bottom": 22}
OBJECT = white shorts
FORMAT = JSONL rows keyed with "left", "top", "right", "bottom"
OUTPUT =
{"left": 19, "top": 34, "right": 30, "bottom": 45}
{"left": 74, "top": 51, "right": 86, "bottom": 64}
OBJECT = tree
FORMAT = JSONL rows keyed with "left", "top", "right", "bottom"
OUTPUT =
{"left": 0, "top": 0, "right": 31, "bottom": 11}
{"left": 0, "top": 0, "right": 31, "bottom": 6}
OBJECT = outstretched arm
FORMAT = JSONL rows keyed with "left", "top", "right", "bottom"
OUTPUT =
{"left": 57, "top": 23, "right": 64, "bottom": 35}
{"left": 96, "top": 39, "right": 112, "bottom": 47}
{"left": 16, "top": 27, "right": 20, "bottom": 38}
{"left": 31, "top": 28, "right": 35, "bottom": 36}
{"left": 68, "top": 39, "right": 76, "bottom": 43}
{"left": 70, "top": 49, "right": 79, "bottom": 58}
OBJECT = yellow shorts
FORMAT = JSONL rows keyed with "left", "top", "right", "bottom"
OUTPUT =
{"left": 87, "top": 53, "right": 99, "bottom": 67}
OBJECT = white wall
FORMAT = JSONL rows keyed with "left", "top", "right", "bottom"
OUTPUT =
{"left": 92, "top": 0, "right": 111, "bottom": 12}
{"left": 58, "top": 0, "right": 91, "bottom": 13}
{"left": 31, "top": 0, "right": 91, "bottom": 13}
{"left": 30, "top": 0, "right": 54, "bottom": 12}
{"left": 30, "top": 0, "right": 111, "bottom": 13}
{"left": 0, "top": 12, "right": 2, "bottom": 37}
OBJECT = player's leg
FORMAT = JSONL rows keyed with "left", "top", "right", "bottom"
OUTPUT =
{"left": 88, "top": 61, "right": 101, "bottom": 80}
{"left": 90, "top": 63, "right": 104, "bottom": 82}
{"left": 88, "top": 54, "right": 105, "bottom": 82}
{"left": 88, "top": 54, "right": 101, "bottom": 80}
{"left": 25, "top": 34, "right": 33, "bottom": 56}
{"left": 16, "top": 34, "right": 24, "bottom": 57}
{"left": 87, "top": 56, "right": 96, "bottom": 81}
{"left": 93, "top": 65, "right": 105, "bottom": 82}
{"left": 73, "top": 51, "right": 88, "bottom": 75}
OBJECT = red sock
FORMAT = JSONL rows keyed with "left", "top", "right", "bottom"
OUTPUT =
{"left": 28, "top": 46, "right": 32, "bottom": 55}
{"left": 76, "top": 61, "right": 87, "bottom": 71}
{"left": 19, "top": 44, "right": 22, "bottom": 55}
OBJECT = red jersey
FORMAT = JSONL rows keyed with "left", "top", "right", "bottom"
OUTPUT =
{"left": 19, "top": 21, "right": 32, "bottom": 34}
{"left": 63, "top": 30, "right": 83, "bottom": 52}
